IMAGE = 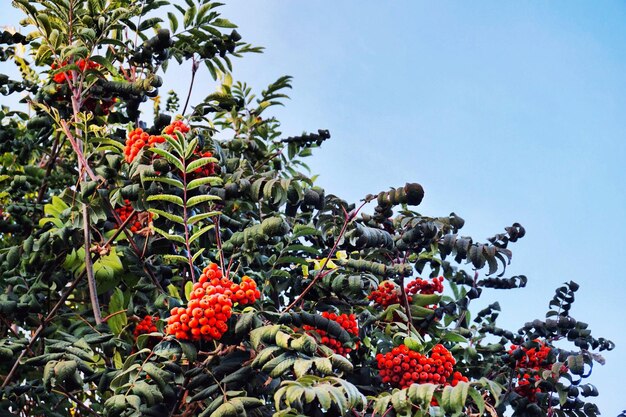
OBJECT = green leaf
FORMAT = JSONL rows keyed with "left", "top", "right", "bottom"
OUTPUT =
{"left": 89, "top": 55, "right": 120, "bottom": 77}
{"left": 189, "top": 224, "right": 215, "bottom": 244}
{"left": 293, "top": 359, "right": 312, "bottom": 378}
{"left": 148, "top": 208, "right": 184, "bottom": 225}
{"left": 187, "top": 176, "right": 223, "bottom": 190}
{"left": 467, "top": 386, "right": 485, "bottom": 415}
{"left": 153, "top": 226, "right": 186, "bottom": 244}
{"left": 147, "top": 194, "right": 184, "bottom": 206}
{"left": 163, "top": 134, "right": 184, "bottom": 155}
{"left": 407, "top": 383, "right": 437, "bottom": 406}
{"left": 212, "top": 18, "right": 237, "bottom": 28}
{"left": 108, "top": 288, "right": 127, "bottom": 335}
{"left": 293, "top": 224, "right": 320, "bottom": 238}
{"left": 164, "top": 254, "right": 189, "bottom": 264}
{"left": 188, "top": 211, "right": 221, "bottom": 225}
{"left": 143, "top": 177, "right": 185, "bottom": 190}
{"left": 167, "top": 12, "right": 178, "bottom": 33}
{"left": 186, "top": 194, "right": 221, "bottom": 207}
{"left": 185, "top": 281, "right": 194, "bottom": 301}
{"left": 441, "top": 332, "right": 468, "bottom": 344}
{"left": 192, "top": 248, "right": 205, "bottom": 263}
{"left": 183, "top": 4, "right": 196, "bottom": 28}
{"left": 150, "top": 148, "right": 184, "bottom": 171}
{"left": 186, "top": 157, "right": 218, "bottom": 173}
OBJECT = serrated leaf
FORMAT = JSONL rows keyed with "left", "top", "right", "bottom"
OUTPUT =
{"left": 189, "top": 224, "right": 215, "bottom": 244}
{"left": 330, "top": 354, "right": 353, "bottom": 372}
{"left": 188, "top": 211, "right": 221, "bottom": 225}
{"left": 108, "top": 288, "right": 127, "bottom": 335}
{"left": 153, "top": 226, "right": 186, "bottom": 244}
{"left": 314, "top": 357, "right": 333, "bottom": 375}
{"left": 147, "top": 194, "right": 184, "bottom": 206}
{"left": 187, "top": 176, "right": 223, "bottom": 190}
{"left": 150, "top": 148, "right": 184, "bottom": 171}
{"left": 186, "top": 157, "right": 218, "bottom": 173}
{"left": 148, "top": 208, "right": 184, "bottom": 225}
{"left": 187, "top": 194, "right": 221, "bottom": 207}
{"left": 293, "top": 359, "right": 312, "bottom": 378}
{"left": 270, "top": 357, "right": 296, "bottom": 377}
{"left": 212, "top": 18, "right": 237, "bottom": 28}
{"left": 408, "top": 383, "right": 437, "bottom": 406}
{"left": 183, "top": 4, "right": 196, "bottom": 27}
{"left": 167, "top": 12, "right": 178, "bottom": 33}
{"left": 163, "top": 254, "right": 189, "bottom": 264}
{"left": 162, "top": 134, "right": 184, "bottom": 155}
{"left": 467, "top": 386, "right": 485, "bottom": 415}
{"left": 143, "top": 175, "right": 184, "bottom": 189}
{"left": 192, "top": 248, "right": 205, "bottom": 263}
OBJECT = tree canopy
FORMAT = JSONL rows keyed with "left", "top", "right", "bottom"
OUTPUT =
{"left": 0, "top": 1, "right": 614, "bottom": 416}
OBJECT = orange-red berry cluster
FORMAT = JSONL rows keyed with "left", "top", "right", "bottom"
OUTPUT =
{"left": 230, "top": 275, "right": 261, "bottom": 305}
{"left": 166, "top": 263, "right": 261, "bottom": 342}
{"left": 368, "top": 276, "right": 444, "bottom": 308}
{"left": 508, "top": 340, "right": 562, "bottom": 401}
{"left": 303, "top": 312, "right": 359, "bottom": 356}
{"left": 406, "top": 276, "right": 444, "bottom": 296}
{"left": 124, "top": 128, "right": 165, "bottom": 163}
{"left": 133, "top": 315, "right": 158, "bottom": 338}
{"left": 376, "top": 343, "right": 468, "bottom": 389}
{"left": 163, "top": 120, "right": 190, "bottom": 135}
{"left": 368, "top": 280, "right": 401, "bottom": 307}
{"left": 51, "top": 58, "right": 101, "bottom": 84}
{"left": 115, "top": 200, "right": 151, "bottom": 233}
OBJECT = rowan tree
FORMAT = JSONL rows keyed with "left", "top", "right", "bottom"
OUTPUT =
{"left": 0, "top": 1, "right": 613, "bottom": 416}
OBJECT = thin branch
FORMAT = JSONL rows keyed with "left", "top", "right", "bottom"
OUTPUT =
{"left": 83, "top": 203, "right": 102, "bottom": 324}
{"left": 182, "top": 58, "right": 199, "bottom": 115}
{"left": 59, "top": 119, "right": 98, "bottom": 182}
{"left": 284, "top": 201, "right": 366, "bottom": 312}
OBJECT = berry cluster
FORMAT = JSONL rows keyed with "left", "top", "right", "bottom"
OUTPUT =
{"left": 166, "top": 263, "right": 261, "bottom": 342}
{"left": 115, "top": 200, "right": 152, "bottom": 233}
{"left": 368, "top": 280, "right": 401, "bottom": 307}
{"left": 163, "top": 120, "right": 190, "bottom": 135}
{"left": 124, "top": 128, "right": 165, "bottom": 163}
{"left": 406, "top": 276, "right": 444, "bottom": 296}
{"left": 51, "top": 58, "right": 101, "bottom": 84}
{"left": 303, "top": 312, "right": 359, "bottom": 356}
{"left": 508, "top": 340, "right": 562, "bottom": 401}
{"left": 133, "top": 315, "right": 158, "bottom": 338}
{"left": 376, "top": 343, "right": 468, "bottom": 389}
{"left": 230, "top": 275, "right": 261, "bottom": 305}
{"left": 368, "top": 276, "right": 445, "bottom": 308}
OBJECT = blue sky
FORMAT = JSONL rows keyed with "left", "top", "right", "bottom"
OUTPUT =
{"left": 4, "top": 1, "right": 626, "bottom": 415}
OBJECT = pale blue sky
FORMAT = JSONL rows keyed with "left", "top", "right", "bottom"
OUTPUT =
{"left": 4, "top": 2, "right": 626, "bottom": 415}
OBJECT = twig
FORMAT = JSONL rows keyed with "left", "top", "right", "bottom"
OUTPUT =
{"left": 53, "top": 389, "right": 100, "bottom": 417}
{"left": 182, "top": 58, "right": 199, "bottom": 115}
{"left": 283, "top": 201, "right": 366, "bottom": 312}
{"left": 83, "top": 203, "right": 102, "bottom": 324}
{"left": 59, "top": 120, "right": 98, "bottom": 182}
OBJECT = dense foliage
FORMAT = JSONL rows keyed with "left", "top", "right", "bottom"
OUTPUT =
{"left": 0, "top": 1, "right": 614, "bottom": 416}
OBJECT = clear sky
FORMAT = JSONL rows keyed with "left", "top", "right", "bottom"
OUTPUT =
{"left": 4, "top": 1, "right": 626, "bottom": 415}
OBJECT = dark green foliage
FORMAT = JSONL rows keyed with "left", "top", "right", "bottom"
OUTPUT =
{"left": 0, "top": 2, "right": 613, "bottom": 417}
